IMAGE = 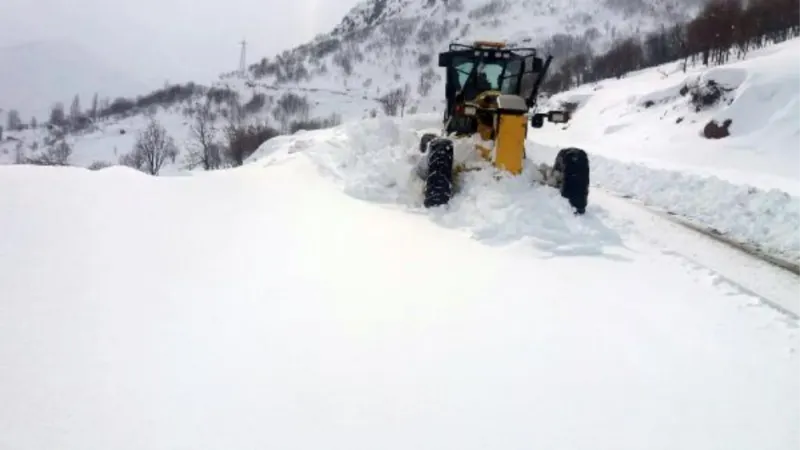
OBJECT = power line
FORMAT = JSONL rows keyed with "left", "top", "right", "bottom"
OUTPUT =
{"left": 239, "top": 39, "right": 247, "bottom": 77}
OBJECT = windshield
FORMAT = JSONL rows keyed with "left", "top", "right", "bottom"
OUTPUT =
{"left": 453, "top": 57, "right": 522, "bottom": 95}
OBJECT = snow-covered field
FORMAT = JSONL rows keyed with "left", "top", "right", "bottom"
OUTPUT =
{"left": 536, "top": 38, "right": 800, "bottom": 263}
{"left": 0, "top": 87, "right": 383, "bottom": 171}
{"left": 1, "top": 113, "right": 798, "bottom": 450}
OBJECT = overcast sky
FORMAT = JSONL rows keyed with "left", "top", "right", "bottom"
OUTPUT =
{"left": 0, "top": 0, "right": 361, "bottom": 87}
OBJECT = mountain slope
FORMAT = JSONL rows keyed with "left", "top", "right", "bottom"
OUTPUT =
{"left": 0, "top": 116, "right": 797, "bottom": 449}
{"left": 217, "top": 0, "right": 706, "bottom": 115}
{"left": 537, "top": 38, "right": 800, "bottom": 192}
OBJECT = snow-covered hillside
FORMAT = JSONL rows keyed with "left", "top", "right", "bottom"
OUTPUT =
{"left": 0, "top": 110, "right": 198, "bottom": 172}
{"left": 535, "top": 38, "right": 800, "bottom": 262}
{"left": 1, "top": 113, "right": 797, "bottom": 449}
{"left": 211, "top": 0, "right": 705, "bottom": 119}
{"left": 4, "top": 0, "right": 791, "bottom": 173}
{"left": 539, "top": 38, "right": 800, "bottom": 193}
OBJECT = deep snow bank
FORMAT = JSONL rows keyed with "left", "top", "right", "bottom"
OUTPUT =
{"left": 528, "top": 141, "right": 800, "bottom": 264}
{"left": 249, "top": 115, "right": 623, "bottom": 257}
{"left": 250, "top": 114, "right": 800, "bottom": 263}
{"left": 591, "top": 153, "right": 799, "bottom": 263}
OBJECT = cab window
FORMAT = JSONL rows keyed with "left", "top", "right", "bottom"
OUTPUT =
{"left": 500, "top": 59, "right": 522, "bottom": 94}
{"left": 454, "top": 59, "right": 474, "bottom": 90}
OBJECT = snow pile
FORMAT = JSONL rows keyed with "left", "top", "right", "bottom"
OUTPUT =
{"left": 589, "top": 153, "right": 800, "bottom": 261}
{"left": 252, "top": 113, "right": 800, "bottom": 263}
{"left": 526, "top": 138, "right": 800, "bottom": 263}
{"left": 251, "top": 115, "right": 623, "bottom": 256}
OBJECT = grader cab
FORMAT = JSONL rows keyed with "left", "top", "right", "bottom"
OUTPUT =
{"left": 417, "top": 41, "right": 589, "bottom": 214}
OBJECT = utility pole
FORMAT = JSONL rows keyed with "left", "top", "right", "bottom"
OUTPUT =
{"left": 239, "top": 39, "right": 247, "bottom": 77}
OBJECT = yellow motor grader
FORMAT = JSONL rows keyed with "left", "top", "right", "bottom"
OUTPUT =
{"left": 416, "top": 40, "right": 590, "bottom": 214}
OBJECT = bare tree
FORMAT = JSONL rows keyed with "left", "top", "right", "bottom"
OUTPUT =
{"left": 272, "top": 92, "right": 310, "bottom": 131}
{"left": 400, "top": 84, "right": 411, "bottom": 117}
{"left": 14, "top": 142, "right": 24, "bottom": 164}
{"left": 88, "top": 160, "right": 113, "bottom": 170}
{"left": 69, "top": 95, "right": 81, "bottom": 124}
{"left": 90, "top": 93, "right": 99, "bottom": 119}
{"left": 121, "top": 118, "right": 178, "bottom": 175}
{"left": 6, "top": 109, "right": 22, "bottom": 130}
{"left": 27, "top": 140, "right": 72, "bottom": 166}
{"left": 184, "top": 101, "right": 221, "bottom": 170}
{"left": 49, "top": 103, "right": 66, "bottom": 127}
{"left": 224, "top": 122, "right": 280, "bottom": 167}
{"left": 119, "top": 147, "right": 145, "bottom": 170}
{"left": 378, "top": 86, "right": 410, "bottom": 116}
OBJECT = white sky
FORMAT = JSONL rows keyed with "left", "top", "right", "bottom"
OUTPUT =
{"left": 0, "top": 0, "right": 361, "bottom": 87}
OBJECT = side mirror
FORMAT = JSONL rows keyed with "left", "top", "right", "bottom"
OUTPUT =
{"left": 548, "top": 110, "right": 570, "bottom": 123}
{"left": 531, "top": 113, "right": 545, "bottom": 128}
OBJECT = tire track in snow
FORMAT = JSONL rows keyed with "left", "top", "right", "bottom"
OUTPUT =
{"left": 592, "top": 189, "right": 800, "bottom": 320}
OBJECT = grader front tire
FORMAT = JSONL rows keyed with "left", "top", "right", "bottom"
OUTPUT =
{"left": 423, "top": 139, "right": 454, "bottom": 208}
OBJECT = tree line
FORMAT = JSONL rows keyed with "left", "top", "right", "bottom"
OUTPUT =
{"left": 542, "top": 0, "right": 800, "bottom": 93}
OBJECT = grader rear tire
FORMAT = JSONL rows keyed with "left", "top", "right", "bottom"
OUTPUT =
{"left": 554, "top": 147, "right": 590, "bottom": 214}
{"left": 423, "top": 138, "right": 454, "bottom": 208}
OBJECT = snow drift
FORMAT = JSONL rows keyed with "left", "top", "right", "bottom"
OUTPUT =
{"left": 0, "top": 114, "right": 797, "bottom": 450}
{"left": 251, "top": 113, "right": 800, "bottom": 264}
{"left": 250, "top": 115, "right": 622, "bottom": 256}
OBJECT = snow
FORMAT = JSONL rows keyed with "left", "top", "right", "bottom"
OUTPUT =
{"left": 213, "top": 0, "right": 706, "bottom": 121}
{"left": 1, "top": 108, "right": 207, "bottom": 173}
{"left": 587, "top": 153, "right": 798, "bottom": 261}
{"left": 2, "top": 37, "right": 797, "bottom": 264}
{"left": 2, "top": 113, "right": 797, "bottom": 449}
{"left": 536, "top": 39, "right": 800, "bottom": 193}
{"left": 533, "top": 38, "right": 800, "bottom": 263}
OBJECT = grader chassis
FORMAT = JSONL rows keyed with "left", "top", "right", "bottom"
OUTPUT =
{"left": 416, "top": 40, "right": 590, "bottom": 214}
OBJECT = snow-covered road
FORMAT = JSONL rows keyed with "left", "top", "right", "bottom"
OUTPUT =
{"left": 1, "top": 116, "right": 797, "bottom": 450}
{"left": 534, "top": 39, "right": 800, "bottom": 266}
